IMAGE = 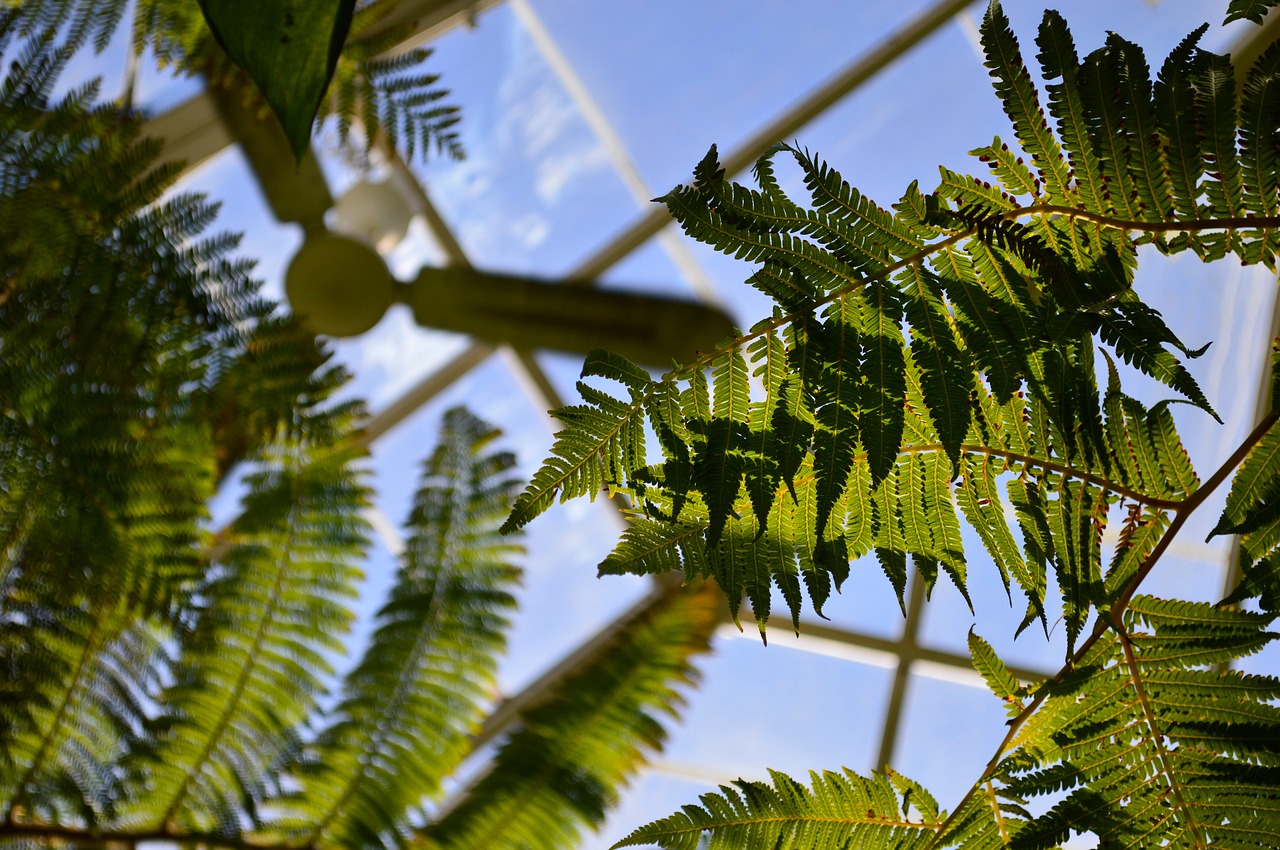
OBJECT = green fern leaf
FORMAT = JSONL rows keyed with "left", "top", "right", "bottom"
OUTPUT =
{"left": 1046, "top": 479, "right": 1106, "bottom": 650}
{"left": 743, "top": 427, "right": 780, "bottom": 540}
{"left": 1105, "top": 503, "right": 1170, "bottom": 594}
{"left": 1225, "top": 552, "right": 1280, "bottom": 612}
{"left": 791, "top": 466, "right": 844, "bottom": 620}
{"left": 1037, "top": 12, "right": 1110, "bottom": 218}
{"left": 1098, "top": 303, "right": 1218, "bottom": 420}
{"left": 921, "top": 452, "right": 968, "bottom": 601}
{"left": 1081, "top": 40, "right": 1145, "bottom": 222}
{"left": 872, "top": 462, "right": 910, "bottom": 610}
{"left": 661, "top": 170, "right": 867, "bottom": 295}
{"left": 811, "top": 296, "right": 863, "bottom": 541}
{"left": 893, "top": 179, "right": 946, "bottom": 240}
{"left": 858, "top": 281, "right": 907, "bottom": 484}
{"left": 720, "top": 517, "right": 778, "bottom": 633}
{"left": 968, "top": 630, "right": 1022, "bottom": 705}
{"left": 971, "top": 136, "right": 1040, "bottom": 201}
{"left": 130, "top": 434, "right": 369, "bottom": 831}
{"left": 1006, "top": 478, "right": 1052, "bottom": 631}
{"left": 979, "top": 2, "right": 1073, "bottom": 205}
{"left": 1226, "top": 0, "right": 1280, "bottom": 23}
{"left": 1154, "top": 25, "right": 1211, "bottom": 230}
{"left": 712, "top": 346, "right": 751, "bottom": 423}
{"left": 1212, "top": 423, "right": 1280, "bottom": 540}
{"left": 272, "top": 408, "right": 522, "bottom": 849}
{"left": 420, "top": 584, "right": 718, "bottom": 850}
{"left": 1002, "top": 597, "right": 1280, "bottom": 848}
{"left": 502, "top": 369, "right": 650, "bottom": 533}
{"left": 693, "top": 418, "right": 748, "bottom": 548}
{"left": 899, "top": 456, "right": 939, "bottom": 598}
{"left": 901, "top": 266, "right": 972, "bottom": 470}
{"left": 936, "top": 247, "right": 1028, "bottom": 401}
{"left": 1238, "top": 39, "right": 1280, "bottom": 268}
{"left": 771, "top": 378, "right": 817, "bottom": 508}
{"left": 955, "top": 454, "right": 1026, "bottom": 600}
{"left": 1108, "top": 34, "right": 1177, "bottom": 225}
{"left": 1194, "top": 49, "right": 1246, "bottom": 251}
{"left": 613, "top": 767, "right": 942, "bottom": 850}
{"left": 787, "top": 144, "right": 925, "bottom": 261}
{"left": 935, "top": 165, "right": 1019, "bottom": 218}
{"left": 1146, "top": 401, "right": 1201, "bottom": 496}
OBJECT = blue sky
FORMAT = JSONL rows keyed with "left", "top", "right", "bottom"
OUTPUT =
{"left": 59, "top": 0, "right": 1280, "bottom": 846}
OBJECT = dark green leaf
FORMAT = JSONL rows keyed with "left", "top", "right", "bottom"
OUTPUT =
{"left": 196, "top": 0, "right": 356, "bottom": 160}
{"left": 1225, "top": 0, "right": 1280, "bottom": 25}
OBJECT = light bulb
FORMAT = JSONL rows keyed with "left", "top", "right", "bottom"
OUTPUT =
{"left": 330, "top": 177, "right": 414, "bottom": 254}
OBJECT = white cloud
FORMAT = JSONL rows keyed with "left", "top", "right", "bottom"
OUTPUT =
{"left": 355, "top": 310, "right": 470, "bottom": 406}
{"left": 510, "top": 212, "right": 551, "bottom": 249}
{"left": 506, "top": 79, "right": 579, "bottom": 156}
{"left": 533, "top": 142, "right": 609, "bottom": 205}
{"left": 497, "top": 30, "right": 578, "bottom": 156}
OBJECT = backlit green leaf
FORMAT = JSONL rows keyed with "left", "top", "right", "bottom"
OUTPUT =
{"left": 196, "top": 0, "right": 356, "bottom": 160}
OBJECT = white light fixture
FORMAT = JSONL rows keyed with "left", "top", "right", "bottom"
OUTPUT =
{"left": 329, "top": 177, "right": 414, "bottom": 254}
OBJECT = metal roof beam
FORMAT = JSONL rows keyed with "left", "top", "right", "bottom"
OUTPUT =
{"left": 569, "top": 0, "right": 975, "bottom": 283}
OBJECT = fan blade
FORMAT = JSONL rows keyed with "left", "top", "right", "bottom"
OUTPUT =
{"left": 403, "top": 266, "right": 735, "bottom": 367}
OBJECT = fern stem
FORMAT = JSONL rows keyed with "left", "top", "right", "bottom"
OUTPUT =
{"left": 4, "top": 613, "right": 108, "bottom": 823}
{"left": 1025, "top": 206, "right": 1280, "bottom": 235}
{"left": 936, "top": 443, "right": 1181, "bottom": 508}
{"left": 1111, "top": 410, "right": 1279, "bottom": 613}
{"left": 1115, "top": 622, "right": 1209, "bottom": 848}
{"left": 0, "top": 821, "right": 311, "bottom": 850}
{"left": 983, "top": 781, "right": 1008, "bottom": 844}
{"left": 664, "top": 207, "right": 1280, "bottom": 390}
{"left": 154, "top": 479, "right": 304, "bottom": 828}
{"left": 929, "top": 409, "right": 1279, "bottom": 847}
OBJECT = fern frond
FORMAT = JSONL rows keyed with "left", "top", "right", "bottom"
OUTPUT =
{"left": 1154, "top": 25, "right": 1211, "bottom": 245}
{"left": 503, "top": 352, "right": 655, "bottom": 534}
{"left": 979, "top": 3, "right": 1073, "bottom": 206}
{"left": 271, "top": 408, "right": 522, "bottom": 850}
{"left": 127, "top": 419, "right": 370, "bottom": 832}
{"left": 506, "top": 4, "right": 1280, "bottom": 637}
{"left": 1211, "top": 421, "right": 1280, "bottom": 543}
{"left": 613, "top": 766, "right": 943, "bottom": 850}
{"left": 1037, "top": 12, "right": 1110, "bottom": 219}
{"left": 418, "top": 583, "right": 719, "bottom": 850}
{"left": 1225, "top": 0, "right": 1280, "bottom": 27}
{"left": 995, "top": 597, "right": 1280, "bottom": 848}
{"left": 0, "top": 46, "right": 271, "bottom": 823}
{"left": 1238, "top": 38, "right": 1280, "bottom": 268}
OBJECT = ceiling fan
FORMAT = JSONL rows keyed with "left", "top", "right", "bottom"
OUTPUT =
{"left": 209, "top": 86, "right": 737, "bottom": 369}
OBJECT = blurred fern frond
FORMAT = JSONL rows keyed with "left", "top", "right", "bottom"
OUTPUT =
{"left": 0, "top": 27, "right": 709, "bottom": 850}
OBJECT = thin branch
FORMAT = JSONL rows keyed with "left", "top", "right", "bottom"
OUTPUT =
{"left": 1111, "top": 410, "right": 1279, "bottom": 613}
{"left": 662, "top": 207, "right": 1280, "bottom": 387}
{"left": 0, "top": 822, "right": 311, "bottom": 850}
{"left": 984, "top": 781, "right": 1008, "bottom": 845}
{"left": 1025, "top": 206, "right": 1280, "bottom": 235}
